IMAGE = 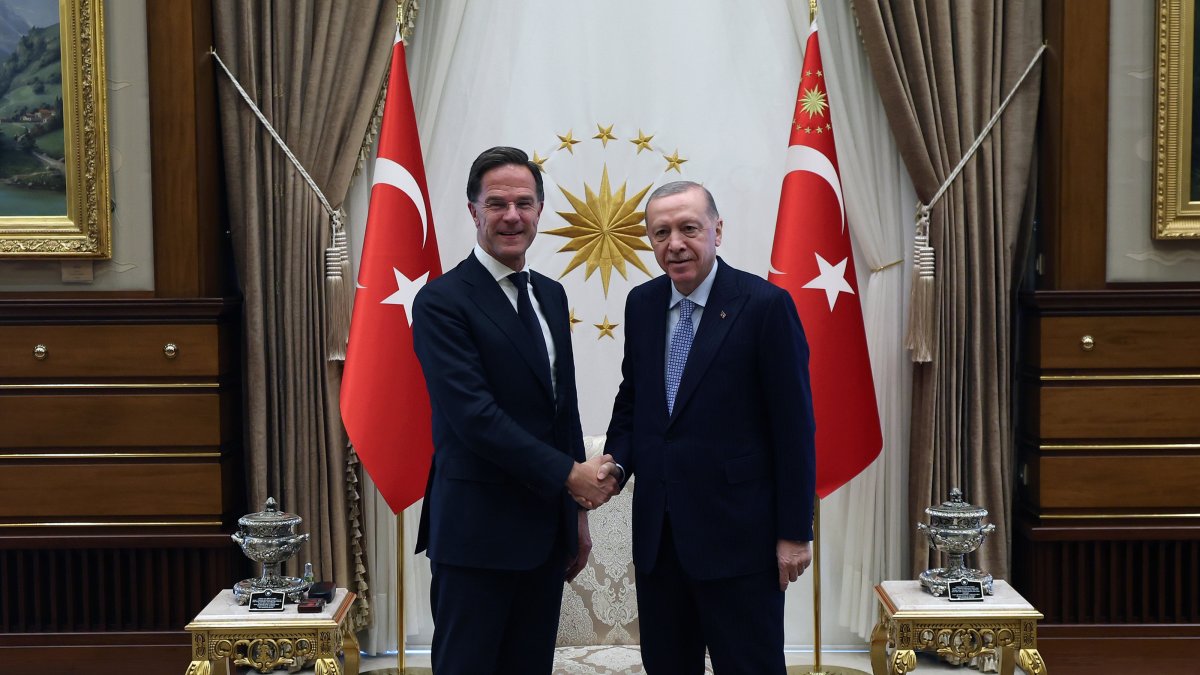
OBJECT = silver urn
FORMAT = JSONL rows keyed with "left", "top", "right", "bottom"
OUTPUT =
{"left": 231, "top": 497, "right": 311, "bottom": 604}
{"left": 916, "top": 488, "right": 995, "bottom": 596}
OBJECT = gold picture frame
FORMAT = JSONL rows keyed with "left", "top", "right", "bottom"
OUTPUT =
{"left": 0, "top": 0, "right": 110, "bottom": 257}
{"left": 1154, "top": 0, "right": 1200, "bottom": 239}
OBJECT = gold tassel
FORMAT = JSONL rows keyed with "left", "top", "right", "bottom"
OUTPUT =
{"left": 325, "top": 209, "right": 352, "bottom": 362}
{"left": 904, "top": 206, "right": 935, "bottom": 363}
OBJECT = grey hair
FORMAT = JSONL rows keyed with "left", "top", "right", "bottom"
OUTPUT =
{"left": 645, "top": 181, "right": 719, "bottom": 220}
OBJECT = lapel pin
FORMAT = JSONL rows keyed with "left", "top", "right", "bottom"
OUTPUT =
{"left": 720, "top": 310, "right": 727, "bottom": 319}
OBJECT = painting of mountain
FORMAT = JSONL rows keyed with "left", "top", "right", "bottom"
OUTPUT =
{"left": 0, "top": 0, "right": 63, "bottom": 215}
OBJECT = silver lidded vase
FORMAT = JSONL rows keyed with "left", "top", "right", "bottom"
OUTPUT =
{"left": 231, "top": 497, "right": 311, "bottom": 604}
{"left": 916, "top": 488, "right": 996, "bottom": 596}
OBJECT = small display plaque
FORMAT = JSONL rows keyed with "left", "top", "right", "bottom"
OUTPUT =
{"left": 248, "top": 590, "right": 287, "bottom": 612}
{"left": 947, "top": 579, "right": 985, "bottom": 602}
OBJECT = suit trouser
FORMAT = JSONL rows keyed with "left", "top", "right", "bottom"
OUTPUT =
{"left": 635, "top": 518, "right": 786, "bottom": 675}
{"left": 429, "top": 547, "right": 566, "bottom": 675}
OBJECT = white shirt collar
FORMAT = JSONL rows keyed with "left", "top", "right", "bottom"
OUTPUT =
{"left": 474, "top": 244, "right": 530, "bottom": 283}
{"left": 669, "top": 259, "right": 719, "bottom": 309}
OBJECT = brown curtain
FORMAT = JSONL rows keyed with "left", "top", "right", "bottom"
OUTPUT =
{"left": 213, "top": 0, "right": 394, "bottom": 623}
{"left": 853, "top": 1, "right": 1042, "bottom": 579}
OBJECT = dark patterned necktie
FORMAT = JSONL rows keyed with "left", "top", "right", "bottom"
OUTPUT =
{"left": 666, "top": 298, "right": 695, "bottom": 414}
{"left": 508, "top": 272, "right": 552, "bottom": 380}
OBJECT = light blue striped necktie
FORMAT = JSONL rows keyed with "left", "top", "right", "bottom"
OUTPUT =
{"left": 666, "top": 298, "right": 695, "bottom": 414}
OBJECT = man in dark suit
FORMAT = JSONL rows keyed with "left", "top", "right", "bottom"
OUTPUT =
{"left": 604, "top": 181, "right": 816, "bottom": 674}
{"left": 413, "top": 146, "right": 619, "bottom": 674}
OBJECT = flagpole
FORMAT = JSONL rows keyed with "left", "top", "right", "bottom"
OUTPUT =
{"left": 397, "top": 513, "right": 406, "bottom": 672}
{"left": 794, "top": 498, "right": 871, "bottom": 675}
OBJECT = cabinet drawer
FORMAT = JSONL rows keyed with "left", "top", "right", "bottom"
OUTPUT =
{"left": 0, "top": 393, "right": 222, "bottom": 447}
{"left": 1039, "top": 316, "right": 1200, "bottom": 370}
{"left": 0, "top": 324, "right": 220, "bottom": 378}
{"left": 1034, "top": 454, "right": 1200, "bottom": 509}
{"left": 1035, "top": 384, "right": 1200, "bottom": 439}
{"left": 0, "top": 461, "right": 225, "bottom": 518}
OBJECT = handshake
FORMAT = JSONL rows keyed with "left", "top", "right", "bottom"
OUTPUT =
{"left": 566, "top": 453, "right": 621, "bottom": 509}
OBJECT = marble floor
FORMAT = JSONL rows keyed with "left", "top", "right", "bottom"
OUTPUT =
{"left": 337, "top": 648, "right": 1024, "bottom": 674}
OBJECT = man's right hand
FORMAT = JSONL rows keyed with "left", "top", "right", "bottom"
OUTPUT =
{"left": 566, "top": 454, "right": 620, "bottom": 509}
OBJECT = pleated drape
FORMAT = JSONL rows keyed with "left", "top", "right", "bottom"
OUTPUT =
{"left": 853, "top": 0, "right": 1042, "bottom": 580}
{"left": 213, "top": 0, "right": 395, "bottom": 627}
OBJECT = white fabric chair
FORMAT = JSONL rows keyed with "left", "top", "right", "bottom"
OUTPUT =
{"left": 550, "top": 436, "right": 719, "bottom": 673}
{"left": 553, "top": 435, "right": 645, "bottom": 673}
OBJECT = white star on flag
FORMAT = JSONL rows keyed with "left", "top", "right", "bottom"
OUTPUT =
{"left": 802, "top": 252, "right": 854, "bottom": 311}
{"left": 381, "top": 268, "right": 428, "bottom": 326}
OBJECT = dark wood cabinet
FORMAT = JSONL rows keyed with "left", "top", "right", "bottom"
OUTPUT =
{"left": 1014, "top": 291, "right": 1200, "bottom": 672}
{"left": 0, "top": 300, "right": 245, "bottom": 674}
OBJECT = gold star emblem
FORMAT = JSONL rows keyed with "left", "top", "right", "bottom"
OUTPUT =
{"left": 557, "top": 130, "right": 581, "bottom": 154}
{"left": 569, "top": 308, "right": 582, "bottom": 332}
{"left": 630, "top": 130, "right": 654, "bottom": 154}
{"left": 531, "top": 151, "right": 548, "bottom": 171}
{"left": 545, "top": 165, "right": 655, "bottom": 296}
{"left": 594, "top": 316, "right": 618, "bottom": 339}
{"left": 593, "top": 124, "right": 617, "bottom": 147}
{"left": 663, "top": 149, "right": 687, "bottom": 173}
{"left": 799, "top": 86, "right": 828, "bottom": 118}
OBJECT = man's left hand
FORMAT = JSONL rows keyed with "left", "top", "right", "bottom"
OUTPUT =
{"left": 777, "top": 539, "right": 812, "bottom": 591}
{"left": 566, "top": 510, "right": 592, "bottom": 581}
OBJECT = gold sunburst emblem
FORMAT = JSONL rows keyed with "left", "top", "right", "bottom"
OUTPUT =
{"left": 799, "top": 86, "right": 828, "bottom": 118}
{"left": 544, "top": 165, "right": 654, "bottom": 296}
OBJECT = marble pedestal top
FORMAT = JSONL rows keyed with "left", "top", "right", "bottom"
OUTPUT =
{"left": 190, "top": 588, "right": 351, "bottom": 623}
{"left": 877, "top": 580, "right": 1041, "bottom": 617}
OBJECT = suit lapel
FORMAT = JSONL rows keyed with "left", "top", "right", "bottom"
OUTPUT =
{"left": 645, "top": 277, "right": 671, "bottom": 423}
{"left": 460, "top": 255, "right": 554, "bottom": 399}
{"left": 530, "top": 271, "right": 567, "bottom": 405}
{"left": 669, "top": 260, "right": 746, "bottom": 426}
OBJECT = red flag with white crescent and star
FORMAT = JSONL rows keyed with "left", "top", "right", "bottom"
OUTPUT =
{"left": 340, "top": 30, "right": 442, "bottom": 514}
{"left": 768, "top": 19, "right": 881, "bottom": 499}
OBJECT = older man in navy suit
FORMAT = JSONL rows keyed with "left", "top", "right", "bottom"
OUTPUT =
{"left": 604, "top": 181, "right": 817, "bottom": 674}
{"left": 412, "top": 146, "right": 619, "bottom": 674}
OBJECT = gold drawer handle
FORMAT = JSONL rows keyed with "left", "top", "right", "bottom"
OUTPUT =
{"left": 33, "top": 344, "right": 47, "bottom": 360}
{"left": 1080, "top": 335, "right": 1094, "bottom": 351}
{"left": 163, "top": 343, "right": 178, "bottom": 359}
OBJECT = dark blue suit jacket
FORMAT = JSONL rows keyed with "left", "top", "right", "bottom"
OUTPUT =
{"left": 413, "top": 253, "right": 585, "bottom": 571}
{"left": 606, "top": 258, "right": 816, "bottom": 581}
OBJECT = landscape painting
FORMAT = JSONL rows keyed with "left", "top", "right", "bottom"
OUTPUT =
{"left": 0, "top": 0, "right": 110, "bottom": 258}
{"left": 0, "top": 0, "right": 64, "bottom": 216}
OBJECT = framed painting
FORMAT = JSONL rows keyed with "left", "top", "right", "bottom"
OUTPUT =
{"left": 1154, "top": 0, "right": 1200, "bottom": 239}
{"left": 0, "top": 0, "right": 110, "bottom": 257}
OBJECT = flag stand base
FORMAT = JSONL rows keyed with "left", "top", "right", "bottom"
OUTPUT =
{"left": 787, "top": 658, "right": 873, "bottom": 667}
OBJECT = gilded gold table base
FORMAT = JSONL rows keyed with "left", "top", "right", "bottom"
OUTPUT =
{"left": 869, "top": 588, "right": 1047, "bottom": 675}
{"left": 185, "top": 593, "right": 360, "bottom": 675}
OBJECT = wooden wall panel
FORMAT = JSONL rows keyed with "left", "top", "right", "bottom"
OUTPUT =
{"left": 146, "top": 0, "right": 223, "bottom": 298}
{"left": 0, "top": 324, "right": 219, "bottom": 378}
{"left": 1037, "top": 455, "right": 1200, "bottom": 509}
{"left": 1036, "top": 384, "right": 1200, "bottom": 438}
{"left": 1038, "top": 0, "right": 1109, "bottom": 289}
{"left": 0, "top": 393, "right": 221, "bottom": 447}
{"left": 0, "top": 463, "right": 224, "bottom": 518}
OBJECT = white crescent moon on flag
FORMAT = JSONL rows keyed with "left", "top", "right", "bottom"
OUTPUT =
{"left": 769, "top": 144, "right": 846, "bottom": 277}
{"left": 373, "top": 157, "right": 429, "bottom": 247}
{"left": 785, "top": 144, "right": 844, "bottom": 233}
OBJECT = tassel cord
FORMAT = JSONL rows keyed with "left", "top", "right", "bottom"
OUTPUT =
{"left": 906, "top": 43, "right": 1045, "bottom": 364}
{"left": 210, "top": 47, "right": 353, "bottom": 361}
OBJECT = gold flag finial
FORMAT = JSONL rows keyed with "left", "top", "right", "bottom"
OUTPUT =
{"left": 809, "top": 0, "right": 817, "bottom": 24}
{"left": 397, "top": 0, "right": 419, "bottom": 43}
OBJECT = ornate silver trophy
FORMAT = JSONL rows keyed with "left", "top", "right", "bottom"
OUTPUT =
{"left": 916, "top": 488, "right": 996, "bottom": 596}
{"left": 231, "top": 498, "right": 311, "bottom": 604}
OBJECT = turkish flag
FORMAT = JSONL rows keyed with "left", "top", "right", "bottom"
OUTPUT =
{"left": 768, "top": 20, "right": 881, "bottom": 499}
{"left": 340, "top": 31, "right": 442, "bottom": 514}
